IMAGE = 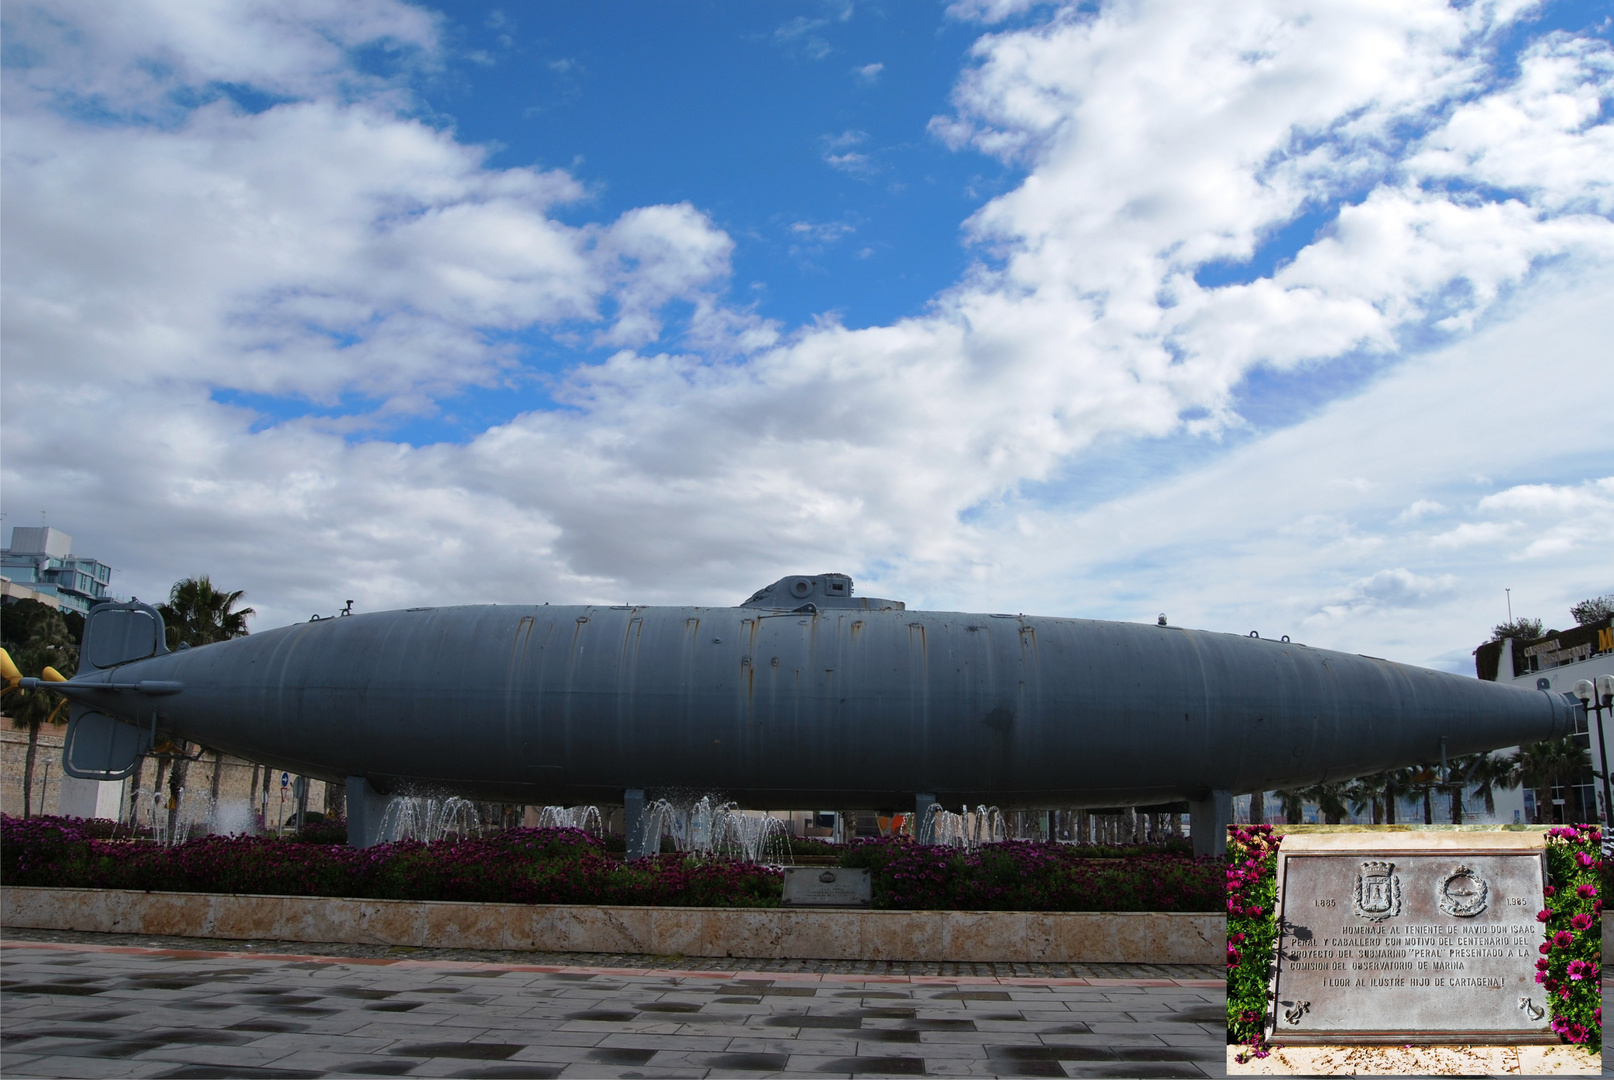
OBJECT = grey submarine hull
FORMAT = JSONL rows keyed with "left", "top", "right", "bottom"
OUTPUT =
{"left": 48, "top": 577, "right": 1573, "bottom": 818}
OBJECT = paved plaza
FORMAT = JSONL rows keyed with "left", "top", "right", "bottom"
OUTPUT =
{"left": 0, "top": 930, "right": 1223, "bottom": 1079}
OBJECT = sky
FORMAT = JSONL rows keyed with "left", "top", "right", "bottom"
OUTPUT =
{"left": 2, "top": 0, "right": 1611, "bottom": 673}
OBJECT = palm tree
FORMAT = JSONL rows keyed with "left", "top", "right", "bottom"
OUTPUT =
{"left": 1443, "top": 753, "right": 1513, "bottom": 824}
{"left": 1443, "top": 753, "right": 1481, "bottom": 824}
{"left": 1274, "top": 788, "right": 1308, "bottom": 824}
{"left": 156, "top": 577, "right": 255, "bottom": 834}
{"left": 1344, "top": 773, "right": 1389, "bottom": 824}
{"left": 1512, "top": 738, "right": 1591, "bottom": 824}
{"left": 1461, "top": 752, "right": 1518, "bottom": 820}
{"left": 159, "top": 576, "right": 255, "bottom": 649}
{"left": 1, "top": 604, "right": 79, "bottom": 818}
{"left": 1375, "top": 765, "right": 1426, "bottom": 826}
{"left": 1400, "top": 764, "right": 1443, "bottom": 825}
{"left": 1382, "top": 769, "right": 1400, "bottom": 824}
{"left": 1302, "top": 781, "right": 1350, "bottom": 824}
{"left": 1247, "top": 789, "right": 1265, "bottom": 826}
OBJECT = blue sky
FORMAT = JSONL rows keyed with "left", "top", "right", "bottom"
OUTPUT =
{"left": 2, "top": 0, "right": 1611, "bottom": 666}
{"left": 431, "top": 2, "right": 1017, "bottom": 328}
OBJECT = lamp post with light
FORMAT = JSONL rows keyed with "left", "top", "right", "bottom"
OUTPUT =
{"left": 1573, "top": 675, "right": 1614, "bottom": 827}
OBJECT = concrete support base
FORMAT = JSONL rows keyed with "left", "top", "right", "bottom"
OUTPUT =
{"left": 345, "top": 777, "right": 391, "bottom": 849}
{"left": 1189, "top": 789, "right": 1231, "bottom": 857}
{"left": 623, "top": 788, "right": 648, "bottom": 860}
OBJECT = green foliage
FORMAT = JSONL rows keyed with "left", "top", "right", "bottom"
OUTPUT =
{"left": 1538, "top": 825, "right": 1601, "bottom": 1052}
{"left": 159, "top": 576, "right": 255, "bottom": 649}
{"left": 3, "top": 602, "right": 78, "bottom": 731}
{"left": 839, "top": 838, "right": 1219, "bottom": 911}
{"left": 4, "top": 817, "right": 1222, "bottom": 913}
{"left": 1514, "top": 739, "right": 1592, "bottom": 823}
{"left": 1225, "top": 826, "right": 1280, "bottom": 1061}
{"left": 1570, "top": 595, "right": 1614, "bottom": 627}
{"left": 1492, "top": 617, "right": 1547, "bottom": 642}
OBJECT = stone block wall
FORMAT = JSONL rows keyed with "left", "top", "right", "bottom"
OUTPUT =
{"left": 1, "top": 723, "right": 330, "bottom": 827}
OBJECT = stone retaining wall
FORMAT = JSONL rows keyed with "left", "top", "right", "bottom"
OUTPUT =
{"left": 2, "top": 887, "right": 1222, "bottom": 964}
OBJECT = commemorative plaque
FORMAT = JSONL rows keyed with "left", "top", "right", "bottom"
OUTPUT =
{"left": 1269, "top": 832, "right": 1554, "bottom": 1045}
{"left": 781, "top": 867, "right": 872, "bottom": 907}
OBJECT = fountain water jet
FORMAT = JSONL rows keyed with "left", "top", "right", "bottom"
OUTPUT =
{"left": 377, "top": 793, "right": 481, "bottom": 843}
{"left": 637, "top": 795, "right": 793, "bottom": 865}
{"left": 921, "top": 804, "right": 1006, "bottom": 850}
{"left": 536, "top": 804, "right": 603, "bottom": 835}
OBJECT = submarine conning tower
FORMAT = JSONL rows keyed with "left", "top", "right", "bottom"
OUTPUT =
{"left": 740, "top": 573, "right": 905, "bottom": 612}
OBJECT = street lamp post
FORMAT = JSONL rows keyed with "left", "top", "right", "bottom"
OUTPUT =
{"left": 1573, "top": 675, "right": 1614, "bottom": 828}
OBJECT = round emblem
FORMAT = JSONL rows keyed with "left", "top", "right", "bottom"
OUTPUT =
{"left": 1438, "top": 866, "right": 1488, "bottom": 918}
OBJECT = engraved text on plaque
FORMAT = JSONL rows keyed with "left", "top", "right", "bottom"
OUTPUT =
{"left": 1270, "top": 847, "right": 1552, "bottom": 1044}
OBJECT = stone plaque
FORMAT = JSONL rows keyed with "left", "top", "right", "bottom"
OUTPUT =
{"left": 781, "top": 867, "right": 872, "bottom": 907}
{"left": 1269, "top": 834, "right": 1553, "bottom": 1045}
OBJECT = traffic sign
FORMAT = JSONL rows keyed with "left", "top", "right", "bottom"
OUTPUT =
{"left": 280, "top": 771, "right": 289, "bottom": 789}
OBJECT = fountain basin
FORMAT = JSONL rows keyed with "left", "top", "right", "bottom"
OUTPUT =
{"left": 1, "top": 885, "right": 1221, "bottom": 964}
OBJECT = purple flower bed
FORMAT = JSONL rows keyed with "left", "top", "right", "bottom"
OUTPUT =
{"left": 1225, "top": 824, "right": 1281, "bottom": 1061}
{"left": 840, "top": 837, "right": 1223, "bottom": 911}
{"left": 2, "top": 816, "right": 1223, "bottom": 912}
{"left": 2, "top": 816, "right": 780, "bottom": 908}
{"left": 1537, "top": 824, "right": 1602, "bottom": 1052}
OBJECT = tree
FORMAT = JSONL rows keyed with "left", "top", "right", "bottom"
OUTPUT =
{"left": 0, "top": 604, "right": 79, "bottom": 818}
{"left": 1394, "top": 764, "right": 1443, "bottom": 825}
{"left": 1247, "top": 788, "right": 1265, "bottom": 826}
{"left": 1302, "top": 781, "right": 1350, "bottom": 824}
{"left": 158, "top": 576, "right": 255, "bottom": 649}
{"left": 1491, "top": 617, "right": 1547, "bottom": 642}
{"left": 1512, "top": 738, "right": 1591, "bottom": 824}
{"left": 155, "top": 577, "right": 255, "bottom": 835}
{"left": 1570, "top": 595, "right": 1614, "bottom": 627}
{"left": 1383, "top": 769, "right": 1400, "bottom": 824}
{"left": 1455, "top": 752, "right": 1518, "bottom": 820}
{"left": 1344, "top": 773, "right": 1389, "bottom": 824}
{"left": 1274, "top": 788, "right": 1308, "bottom": 824}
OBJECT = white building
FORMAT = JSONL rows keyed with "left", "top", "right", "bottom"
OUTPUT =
{"left": 1479, "top": 616, "right": 1614, "bottom": 824}
{"left": 0, "top": 527, "right": 114, "bottom": 616}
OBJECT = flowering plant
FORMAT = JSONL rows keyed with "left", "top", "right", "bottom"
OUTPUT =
{"left": 0, "top": 816, "right": 783, "bottom": 908}
{"left": 839, "top": 837, "right": 1222, "bottom": 911}
{"left": 1537, "top": 824, "right": 1601, "bottom": 1053}
{"left": 2, "top": 815, "right": 1223, "bottom": 912}
{"left": 1225, "top": 825, "right": 1281, "bottom": 1062}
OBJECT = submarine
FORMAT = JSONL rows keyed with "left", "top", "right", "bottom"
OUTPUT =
{"left": 19, "top": 573, "right": 1576, "bottom": 856}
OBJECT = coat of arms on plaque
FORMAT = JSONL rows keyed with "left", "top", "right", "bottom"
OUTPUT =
{"left": 1352, "top": 860, "right": 1401, "bottom": 921}
{"left": 1438, "top": 865, "right": 1488, "bottom": 918}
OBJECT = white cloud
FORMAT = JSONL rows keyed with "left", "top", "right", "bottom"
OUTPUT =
{"left": 945, "top": 0, "right": 1056, "bottom": 23}
{"left": 1429, "top": 521, "right": 1518, "bottom": 548}
{"left": 1311, "top": 568, "right": 1461, "bottom": 624}
{"left": 1478, "top": 478, "right": 1614, "bottom": 516}
{"left": 1409, "top": 35, "right": 1614, "bottom": 213}
{"left": 854, "top": 62, "right": 884, "bottom": 83}
{"left": 3, "top": 0, "right": 437, "bottom": 119}
{"left": 2, "top": 0, "right": 1611, "bottom": 668}
{"left": 1394, "top": 499, "right": 1447, "bottom": 523}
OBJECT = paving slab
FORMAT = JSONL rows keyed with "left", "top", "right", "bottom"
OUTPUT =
{"left": 2, "top": 931, "right": 1221, "bottom": 1078}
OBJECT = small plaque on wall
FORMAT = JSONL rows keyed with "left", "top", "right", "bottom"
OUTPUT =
{"left": 781, "top": 867, "right": 872, "bottom": 907}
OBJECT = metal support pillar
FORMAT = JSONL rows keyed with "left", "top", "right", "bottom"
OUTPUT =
{"left": 1188, "top": 789, "right": 1232, "bottom": 858}
{"left": 914, "top": 792, "right": 937, "bottom": 844}
{"left": 345, "top": 776, "right": 390, "bottom": 849}
{"left": 624, "top": 788, "right": 648, "bottom": 860}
